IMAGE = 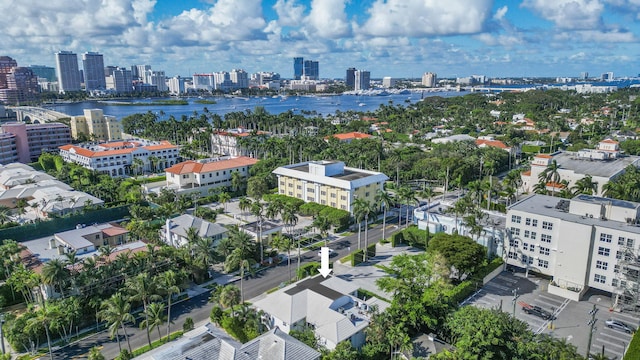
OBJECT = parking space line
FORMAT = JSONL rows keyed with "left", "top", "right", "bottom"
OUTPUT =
{"left": 599, "top": 331, "right": 632, "bottom": 341}
{"left": 534, "top": 298, "right": 570, "bottom": 335}
{"left": 537, "top": 294, "right": 565, "bottom": 305}
{"left": 484, "top": 282, "right": 511, "bottom": 291}
{"left": 594, "top": 338, "right": 625, "bottom": 349}
{"left": 590, "top": 344, "right": 622, "bottom": 359}
{"left": 610, "top": 312, "right": 640, "bottom": 323}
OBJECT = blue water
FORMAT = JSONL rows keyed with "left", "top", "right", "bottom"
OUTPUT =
{"left": 44, "top": 92, "right": 464, "bottom": 120}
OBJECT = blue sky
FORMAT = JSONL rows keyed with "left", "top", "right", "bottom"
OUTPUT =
{"left": 2, "top": 0, "right": 640, "bottom": 79}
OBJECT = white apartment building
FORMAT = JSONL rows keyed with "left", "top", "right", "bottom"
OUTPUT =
{"left": 521, "top": 140, "right": 640, "bottom": 196}
{"left": 230, "top": 69, "right": 249, "bottom": 89}
{"left": 70, "top": 109, "right": 123, "bottom": 141}
{"left": 59, "top": 140, "right": 179, "bottom": 177}
{"left": 422, "top": 72, "right": 437, "bottom": 87}
{"left": 506, "top": 194, "right": 640, "bottom": 309}
{"left": 354, "top": 70, "right": 370, "bottom": 91}
{"left": 163, "top": 156, "right": 258, "bottom": 195}
{"left": 211, "top": 128, "right": 268, "bottom": 157}
{"left": 272, "top": 161, "right": 388, "bottom": 213}
{"left": 167, "top": 76, "right": 186, "bottom": 94}
{"left": 192, "top": 73, "right": 216, "bottom": 91}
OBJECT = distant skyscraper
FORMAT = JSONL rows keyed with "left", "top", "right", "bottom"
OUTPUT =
{"left": 82, "top": 52, "right": 106, "bottom": 91}
{"left": 422, "top": 72, "right": 437, "bottom": 87}
{"left": 105, "top": 67, "right": 132, "bottom": 93}
{"left": 346, "top": 68, "right": 356, "bottom": 89}
{"left": 55, "top": 51, "right": 81, "bottom": 93}
{"left": 29, "top": 65, "right": 56, "bottom": 82}
{"left": 303, "top": 60, "right": 319, "bottom": 80}
{"left": 354, "top": 70, "right": 370, "bottom": 91}
{"left": 230, "top": 69, "right": 249, "bottom": 89}
{"left": 601, "top": 72, "right": 614, "bottom": 81}
{"left": 168, "top": 76, "right": 186, "bottom": 94}
{"left": 0, "top": 56, "right": 18, "bottom": 89}
{"left": 133, "top": 65, "right": 151, "bottom": 82}
{"left": 147, "top": 70, "right": 167, "bottom": 91}
{"left": 580, "top": 72, "right": 589, "bottom": 81}
{"left": 0, "top": 67, "right": 39, "bottom": 104}
{"left": 293, "top": 57, "right": 303, "bottom": 80}
{"left": 382, "top": 77, "right": 396, "bottom": 88}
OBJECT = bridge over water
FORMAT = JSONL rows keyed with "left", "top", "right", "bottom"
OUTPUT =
{"left": 9, "top": 106, "right": 71, "bottom": 123}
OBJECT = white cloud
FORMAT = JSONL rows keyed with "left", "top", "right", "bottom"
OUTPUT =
{"left": 521, "top": 0, "right": 604, "bottom": 30}
{"left": 554, "top": 29, "right": 636, "bottom": 42}
{"left": 359, "top": 0, "right": 492, "bottom": 37}
{"left": 494, "top": 6, "right": 509, "bottom": 20}
{"left": 305, "top": 0, "right": 351, "bottom": 39}
{"left": 475, "top": 33, "right": 523, "bottom": 47}
{"left": 273, "top": 0, "right": 306, "bottom": 27}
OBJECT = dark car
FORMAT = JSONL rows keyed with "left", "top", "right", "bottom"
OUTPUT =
{"left": 606, "top": 319, "right": 635, "bottom": 333}
{"left": 523, "top": 305, "right": 554, "bottom": 320}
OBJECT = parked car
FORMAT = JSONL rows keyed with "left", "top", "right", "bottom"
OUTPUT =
{"left": 523, "top": 305, "right": 554, "bottom": 320}
{"left": 605, "top": 319, "right": 635, "bottom": 333}
{"left": 318, "top": 248, "right": 336, "bottom": 257}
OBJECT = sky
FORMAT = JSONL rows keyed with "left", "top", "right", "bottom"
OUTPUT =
{"left": 3, "top": 0, "right": 640, "bottom": 79}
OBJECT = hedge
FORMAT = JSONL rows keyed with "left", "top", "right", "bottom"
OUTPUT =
{"left": 449, "top": 280, "right": 477, "bottom": 304}
{"left": 389, "top": 225, "right": 429, "bottom": 249}
{"left": 624, "top": 330, "right": 640, "bottom": 360}
{"left": 297, "top": 262, "right": 321, "bottom": 279}
{"left": 352, "top": 249, "right": 365, "bottom": 266}
{"left": 262, "top": 194, "right": 304, "bottom": 210}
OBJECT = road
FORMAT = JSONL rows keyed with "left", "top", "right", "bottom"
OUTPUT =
{"left": 54, "top": 220, "right": 404, "bottom": 359}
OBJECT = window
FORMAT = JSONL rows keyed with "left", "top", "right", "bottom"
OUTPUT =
{"left": 598, "top": 247, "right": 610, "bottom": 256}
{"left": 509, "top": 239, "right": 519, "bottom": 248}
{"left": 600, "top": 233, "right": 612, "bottom": 243}
{"left": 307, "top": 187, "right": 314, "bottom": 193}
{"left": 330, "top": 193, "right": 336, "bottom": 198}
{"left": 523, "top": 243, "right": 529, "bottom": 251}
{"left": 532, "top": 219, "right": 538, "bottom": 227}
{"left": 594, "top": 274, "right": 606, "bottom": 284}
{"left": 510, "top": 227, "right": 520, "bottom": 236}
{"left": 365, "top": 192, "right": 370, "bottom": 197}
{"left": 614, "top": 264, "right": 620, "bottom": 273}
{"left": 530, "top": 244, "right": 535, "bottom": 252}
{"left": 307, "top": 196, "right": 314, "bottom": 201}
{"left": 612, "top": 279, "right": 618, "bottom": 287}
{"left": 340, "top": 195, "right": 347, "bottom": 201}
{"left": 541, "top": 234, "right": 551, "bottom": 243}
{"left": 508, "top": 251, "right": 518, "bottom": 259}
{"left": 287, "top": 191, "right": 292, "bottom": 196}
{"left": 524, "top": 230, "right": 530, "bottom": 238}
{"left": 616, "top": 251, "right": 622, "bottom": 259}
{"left": 525, "top": 218, "right": 531, "bottom": 226}
{"left": 296, "top": 185, "right": 302, "bottom": 190}
{"left": 628, "top": 238, "right": 635, "bottom": 248}
{"left": 596, "top": 260, "right": 608, "bottom": 270}
{"left": 531, "top": 232, "right": 537, "bottom": 240}
{"left": 539, "top": 247, "right": 550, "bottom": 256}
{"left": 288, "top": 183, "right": 293, "bottom": 187}
{"left": 321, "top": 191, "right": 326, "bottom": 196}
{"left": 542, "top": 221, "right": 553, "bottom": 230}
{"left": 340, "top": 205, "right": 347, "bottom": 210}
{"left": 538, "top": 259, "right": 549, "bottom": 268}
{"left": 330, "top": 202, "right": 336, "bottom": 207}
{"left": 511, "top": 215, "right": 522, "bottom": 224}
{"left": 321, "top": 200, "right": 326, "bottom": 205}
{"left": 618, "top": 236, "right": 627, "bottom": 246}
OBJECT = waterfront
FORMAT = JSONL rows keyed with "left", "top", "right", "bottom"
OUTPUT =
{"left": 44, "top": 91, "right": 464, "bottom": 120}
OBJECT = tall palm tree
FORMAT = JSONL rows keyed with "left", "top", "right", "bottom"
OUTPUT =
{"left": 312, "top": 215, "right": 331, "bottom": 245}
{"left": 397, "top": 186, "right": 418, "bottom": 226}
{"left": 99, "top": 292, "right": 135, "bottom": 353}
{"left": 375, "top": 189, "right": 394, "bottom": 243}
{"left": 41, "top": 258, "right": 69, "bottom": 298}
{"left": 417, "top": 187, "right": 435, "bottom": 234}
{"left": 251, "top": 201, "right": 265, "bottom": 263}
{"left": 125, "top": 273, "right": 161, "bottom": 349}
{"left": 572, "top": 175, "right": 598, "bottom": 195}
{"left": 225, "top": 248, "right": 256, "bottom": 303}
{"left": 139, "top": 302, "right": 167, "bottom": 347}
{"left": 230, "top": 171, "right": 245, "bottom": 193}
{"left": 238, "top": 196, "right": 253, "bottom": 221}
{"left": 280, "top": 205, "right": 300, "bottom": 274}
{"left": 218, "top": 191, "right": 231, "bottom": 212}
{"left": 539, "top": 160, "right": 561, "bottom": 197}
{"left": 219, "top": 284, "right": 241, "bottom": 309}
{"left": 28, "top": 305, "right": 59, "bottom": 360}
{"left": 353, "top": 198, "right": 374, "bottom": 261}
{"left": 157, "top": 270, "right": 180, "bottom": 342}
{"left": 271, "top": 234, "right": 294, "bottom": 281}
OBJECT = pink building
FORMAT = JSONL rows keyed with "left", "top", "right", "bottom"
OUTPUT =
{"left": 0, "top": 122, "right": 71, "bottom": 163}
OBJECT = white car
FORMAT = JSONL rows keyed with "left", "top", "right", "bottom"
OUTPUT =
{"left": 318, "top": 248, "right": 336, "bottom": 257}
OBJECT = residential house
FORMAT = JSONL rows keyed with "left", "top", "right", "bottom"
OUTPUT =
{"left": 162, "top": 156, "right": 258, "bottom": 195}
{"left": 162, "top": 214, "right": 227, "bottom": 248}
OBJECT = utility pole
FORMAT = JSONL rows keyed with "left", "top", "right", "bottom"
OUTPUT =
{"left": 586, "top": 304, "right": 598, "bottom": 359}
{"left": 0, "top": 313, "right": 5, "bottom": 354}
{"left": 512, "top": 288, "right": 519, "bottom": 317}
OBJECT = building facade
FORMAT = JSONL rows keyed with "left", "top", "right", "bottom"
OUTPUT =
{"left": 167, "top": 76, "right": 186, "bottom": 94}
{"left": 273, "top": 161, "right": 388, "bottom": 213}
{"left": 105, "top": 67, "right": 132, "bottom": 93}
{"left": 163, "top": 156, "right": 258, "bottom": 195}
{"left": 506, "top": 194, "right": 640, "bottom": 309}
{"left": 55, "top": 51, "right": 81, "bottom": 93}
{"left": 304, "top": 60, "right": 319, "bottom": 80}
{"left": 346, "top": 67, "right": 356, "bottom": 89}
{"left": 82, "top": 52, "right": 106, "bottom": 91}
{"left": 0, "top": 67, "right": 39, "bottom": 104}
{"left": 230, "top": 69, "right": 249, "bottom": 89}
{"left": 29, "top": 65, "right": 56, "bottom": 82}
{"left": 294, "top": 57, "right": 304, "bottom": 80}
{"left": 422, "top": 72, "right": 437, "bottom": 87}
{"left": 0, "top": 133, "right": 18, "bottom": 164}
{"left": 0, "top": 122, "right": 71, "bottom": 163}
{"left": 70, "top": 109, "right": 123, "bottom": 141}
{"left": 59, "top": 140, "right": 179, "bottom": 177}
{"left": 354, "top": 70, "right": 370, "bottom": 91}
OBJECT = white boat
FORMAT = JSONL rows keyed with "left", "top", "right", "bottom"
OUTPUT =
{"left": 358, "top": 103, "right": 366, "bottom": 106}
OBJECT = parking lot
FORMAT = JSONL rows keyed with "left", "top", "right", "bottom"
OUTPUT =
{"left": 463, "top": 271, "right": 640, "bottom": 359}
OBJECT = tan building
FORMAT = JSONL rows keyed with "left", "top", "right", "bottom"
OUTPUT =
{"left": 272, "top": 161, "right": 388, "bottom": 213}
{"left": 70, "top": 109, "right": 123, "bottom": 141}
{"left": 164, "top": 156, "right": 259, "bottom": 195}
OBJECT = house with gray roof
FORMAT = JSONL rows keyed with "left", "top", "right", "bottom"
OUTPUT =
{"left": 161, "top": 214, "right": 227, "bottom": 248}
{"left": 135, "top": 322, "right": 320, "bottom": 360}
{"left": 253, "top": 275, "right": 390, "bottom": 350}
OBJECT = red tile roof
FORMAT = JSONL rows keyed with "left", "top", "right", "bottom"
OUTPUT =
{"left": 536, "top": 154, "right": 553, "bottom": 159}
{"left": 59, "top": 141, "right": 177, "bottom": 158}
{"left": 475, "top": 139, "right": 508, "bottom": 149}
{"left": 102, "top": 225, "right": 129, "bottom": 237}
{"left": 165, "top": 156, "right": 259, "bottom": 175}
{"left": 600, "top": 139, "right": 619, "bottom": 144}
{"left": 328, "top": 132, "right": 372, "bottom": 141}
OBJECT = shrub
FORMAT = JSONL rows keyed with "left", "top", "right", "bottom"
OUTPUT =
{"left": 297, "top": 262, "right": 321, "bottom": 279}
{"left": 183, "top": 317, "right": 194, "bottom": 332}
{"left": 448, "top": 280, "right": 477, "bottom": 304}
{"left": 366, "top": 243, "right": 376, "bottom": 258}
{"left": 115, "top": 349, "right": 133, "bottom": 360}
{"left": 391, "top": 232, "right": 404, "bottom": 247}
{"left": 351, "top": 249, "right": 365, "bottom": 266}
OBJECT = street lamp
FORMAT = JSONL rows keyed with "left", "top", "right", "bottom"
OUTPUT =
{"left": 512, "top": 288, "right": 520, "bottom": 317}
{"left": 586, "top": 304, "right": 598, "bottom": 359}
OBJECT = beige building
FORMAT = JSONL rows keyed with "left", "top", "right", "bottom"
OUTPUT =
{"left": 70, "top": 109, "right": 123, "bottom": 141}
{"left": 521, "top": 139, "right": 640, "bottom": 196}
{"left": 272, "top": 161, "right": 388, "bottom": 213}
{"left": 506, "top": 194, "right": 640, "bottom": 310}
{"left": 164, "top": 156, "right": 258, "bottom": 195}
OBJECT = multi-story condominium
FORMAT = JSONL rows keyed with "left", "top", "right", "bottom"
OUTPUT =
{"left": 506, "top": 194, "right": 640, "bottom": 309}
{"left": 273, "top": 160, "right": 388, "bottom": 213}
{"left": 55, "top": 51, "right": 81, "bottom": 93}
{"left": 105, "top": 67, "right": 132, "bottom": 93}
{"left": 354, "top": 70, "right": 370, "bottom": 91}
{"left": 214, "top": 71, "right": 234, "bottom": 91}
{"left": 163, "top": 156, "right": 258, "bottom": 195}
{"left": 82, "top": 52, "right": 106, "bottom": 91}
{"left": 29, "top": 65, "right": 56, "bottom": 82}
{"left": 230, "top": 69, "right": 249, "bottom": 89}
{"left": 167, "top": 76, "right": 186, "bottom": 94}
{"left": 521, "top": 139, "right": 640, "bottom": 196}
{"left": 132, "top": 64, "right": 151, "bottom": 81}
{"left": 0, "top": 133, "right": 18, "bottom": 164}
{"left": 192, "top": 73, "right": 216, "bottom": 91}
{"left": 422, "top": 72, "right": 437, "bottom": 87}
{"left": 145, "top": 70, "right": 167, "bottom": 91}
{"left": 59, "top": 140, "right": 179, "bottom": 177}
{"left": 70, "top": 109, "right": 123, "bottom": 141}
{"left": 382, "top": 77, "right": 396, "bottom": 88}
{"left": 294, "top": 57, "right": 304, "bottom": 80}
{"left": 0, "top": 122, "right": 71, "bottom": 163}
{"left": 0, "top": 56, "right": 18, "bottom": 89}
{"left": 0, "top": 67, "right": 39, "bottom": 104}
{"left": 304, "top": 60, "right": 319, "bottom": 80}
{"left": 345, "top": 67, "right": 356, "bottom": 89}
{"left": 250, "top": 72, "right": 280, "bottom": 87}
{"left": 211, "top": 128, "right": 268, "bottom": 157}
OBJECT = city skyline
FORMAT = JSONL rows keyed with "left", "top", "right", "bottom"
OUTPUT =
{"left": 2, "top": 0, "right": 640, "bottom": 79}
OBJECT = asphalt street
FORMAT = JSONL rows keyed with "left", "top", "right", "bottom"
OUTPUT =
{"left": 53, "top": 220, "right": 403, "bottom": 359}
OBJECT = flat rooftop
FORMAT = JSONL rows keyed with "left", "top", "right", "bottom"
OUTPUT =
{"left": 289, "top": 163, "right": 372, "bottom": 181}
{"left": 284, "top": 275, "right": 345, "bottom": 300}
{"left": 551, "top": 152, "right": 640, "bottom": 178}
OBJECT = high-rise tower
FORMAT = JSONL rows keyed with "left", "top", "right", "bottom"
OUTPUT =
{"left": 293, "top": 57, "right": 304, "bottom": 80}
{"left": 55, "top": 51, "right": 81, "bottom": 93}
{"left": 82, "top": 52, "right": 106, "bottom": 91}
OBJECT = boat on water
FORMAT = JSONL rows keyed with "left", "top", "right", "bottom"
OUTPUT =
{"left": 358, "top": 103, "right": 366, "bottom": 107}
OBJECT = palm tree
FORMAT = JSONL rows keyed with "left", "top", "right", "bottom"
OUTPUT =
{"left": 417, "top": 186, "right": 435, "bottom": 234}
{"left": 219, "top": 284, "right": 241, "bottom": 309}
{"left": 99, "top": 292, "right": 135, "bottom": 353}
{"left": 218, "top": 191, "right": 231, "bottom": 212}
{"left": 238, "top": 196, "right": 253, "bottom": 221}
{"left": 140, "top": 302, "right": 167, "bottom": 347}
{"left": 375, "top": 189, "right": 395, "bottom": 243}
{"left": 87, "top": 346, "right": 105, "bottom": 360}
{"left": 271, "top": 234, "right": 294, "bottom": 281}
{"left": 28, "top": 305, "right": 59, "bottom": 360}
{"left": 132, "top": 158, "right": 144, "bottom": 177}
{"left": 157, "top": 270, "right": 180, "bottom": 342}
{"left": 539, "top": 160, "right": 561, "bottom": 197}
{"left": 265, "top": 200, "right": 283, "bottom": 221}
{"left": 572, "top": 175, "right": 598, "bottom": 195}
{"left": 41, "top": 258, "right": 69, "bottom": 298}
{"left": 231, "top": 170, "right": 245, "bottom": 193}
{"left": 280, "top": 205, "right": 301, "bottom": 274}
{"left": 251, "top": 201, "right": 265, "bottom": 263}
{"left": 125, "top": 273, "right": 161, "bottom": 349}
{"left": 0, "top": 205, "right": 11, "bottom": 225}
{"left": 225, "top": 249, "right": 256, "bottom": 303}
{"left": 312, "top": 215, "right": 332, "bottom": 245}
{"left": 353, "top": 198, "right": 374, "bottom": 261}
{"left": 397, "top": 186, "right": 418, "bottom": 226}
